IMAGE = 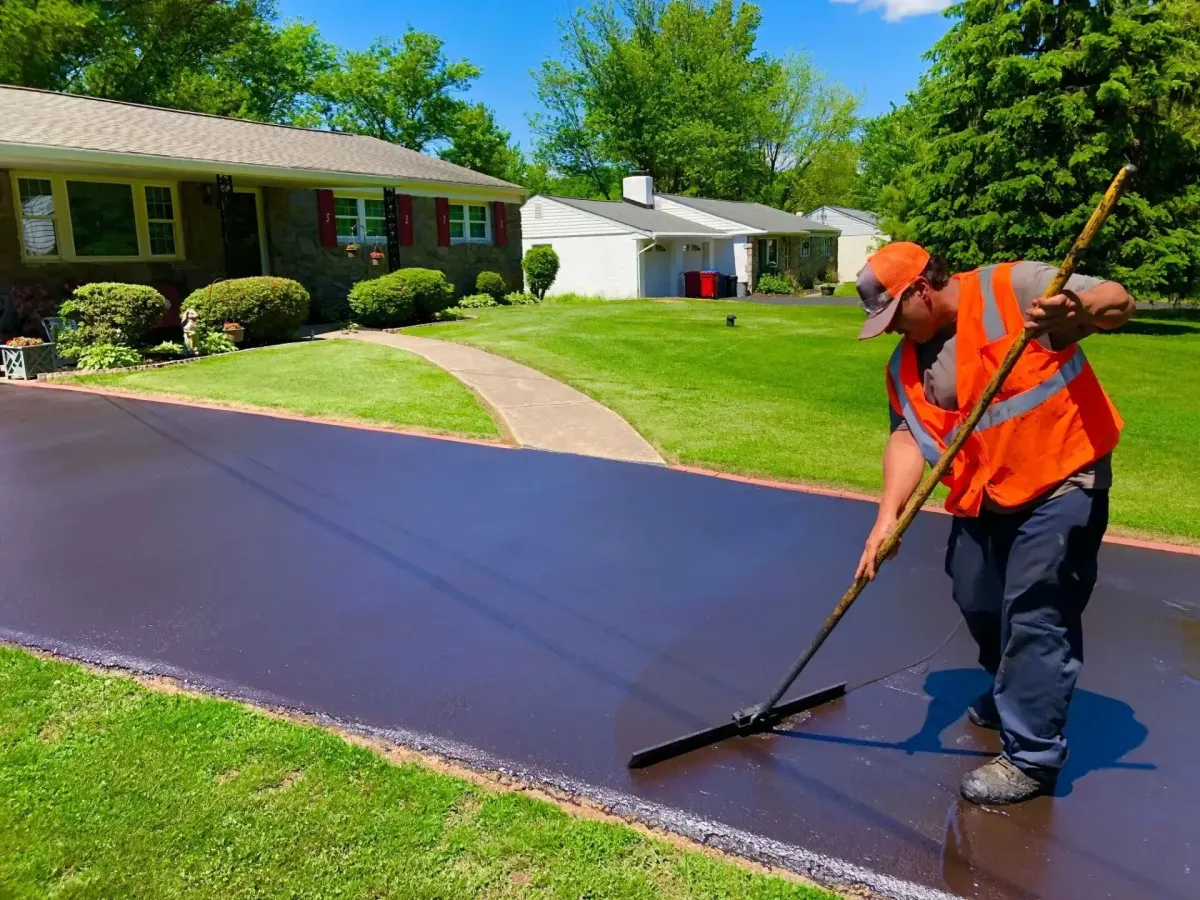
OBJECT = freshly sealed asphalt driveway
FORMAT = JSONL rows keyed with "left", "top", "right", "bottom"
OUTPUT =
{"left": 2, "top": 386, "right": 1196, "bottom": 900}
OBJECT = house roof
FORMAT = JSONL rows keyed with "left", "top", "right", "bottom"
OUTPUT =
{"left": 548, "top": 195, "right": 723, "bottom": 236}
{"left": 813, "top": 205, "right": 881, "bottom": 228}
{"left": 659, "top": 194, "right": 835, "bottom": 235}
{"left": 0, "top": 85, "right": 521, "bottom": 192}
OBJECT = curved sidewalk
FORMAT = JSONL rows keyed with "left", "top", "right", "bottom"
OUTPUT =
{"left": 319, "top": 329, "right": 664, "bottom": 465}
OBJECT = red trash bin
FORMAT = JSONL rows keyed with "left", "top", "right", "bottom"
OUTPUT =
{"left": 684, "top": 271, "right": 701, "bottom": 298}
{"left": 699, "top": 271, "right": 720, "bottom": 299}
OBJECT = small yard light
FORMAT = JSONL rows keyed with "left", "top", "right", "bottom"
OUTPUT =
{"left": 727, "top": 314, "right": 737, "bottom": 327}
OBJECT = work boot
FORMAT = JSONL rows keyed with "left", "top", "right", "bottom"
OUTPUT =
{"left": 966, "top": 691, "right": 1000, "bottom": 730}
{"left": 960, "top": 756, "right": 1054, "bottom": 806}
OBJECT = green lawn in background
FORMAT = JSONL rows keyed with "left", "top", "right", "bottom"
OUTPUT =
{"left": 833, "top": 282, "right": 858, "bottom": 297}
{"left": 68, "top": 340, "right": 500, "bottom": 441}
{"left": 0, "top": 647, "right": 834, "bottom": 900}
{"left": 439, "top": 300, "right": 1200, "bottom": 541}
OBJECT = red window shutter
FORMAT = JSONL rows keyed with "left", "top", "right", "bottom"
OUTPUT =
{"left": 435, "top": 197, "right": 451, "bottom": 247}
{"left": 492, "top": 201, "right": 508, "bottom": 246}
{"left": 316, "top": 190, "right": 337, "bottom": 247}
{"left": 397, "top": 194, "right": 414, "bottom": 246}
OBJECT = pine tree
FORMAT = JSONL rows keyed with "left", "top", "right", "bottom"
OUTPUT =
{"left": 907, "top": 0, "right": 1200, "bottom": 299}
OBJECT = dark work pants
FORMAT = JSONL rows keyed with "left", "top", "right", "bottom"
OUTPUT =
{"left": 945, "top": 488, "right": 1109, "bottom": 778}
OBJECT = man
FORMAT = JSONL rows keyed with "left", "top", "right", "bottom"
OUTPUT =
{"left": 854, "top": 242, "right": 1135, "bottom": 805}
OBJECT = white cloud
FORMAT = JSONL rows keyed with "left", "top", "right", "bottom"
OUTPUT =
{"left": 830, "top": 0, "right": 953, "bottom": 22}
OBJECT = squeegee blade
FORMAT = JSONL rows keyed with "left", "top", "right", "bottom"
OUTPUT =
{"left": 626, "top": 682, "right": 848, "bottom": 770}
{"left": 627, "top": 720, "right": 738, "bottom": 769}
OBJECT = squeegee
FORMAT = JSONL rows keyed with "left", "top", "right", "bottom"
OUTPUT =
{"left": 628, "top": 164, "right": 1137, "bottom": 770}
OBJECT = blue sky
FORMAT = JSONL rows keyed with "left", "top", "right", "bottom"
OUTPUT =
{"left": 276, "top": 0, "right": 954, "bottom": 150}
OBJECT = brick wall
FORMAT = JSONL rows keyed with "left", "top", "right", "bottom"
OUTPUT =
{"left": 265, "top": 188, "right": 524, "bottom": 322}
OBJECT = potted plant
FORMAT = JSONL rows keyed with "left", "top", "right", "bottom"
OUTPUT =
{"left": 222, "top": 321, "right": 245, "bottom": 344}
{"left": 369, "top": 248, "right": 385, "bottom": 267}
{"left": 2, "top": 336, "right": 57, "bottom": 380}
{"left": 819, "top": 283, "right": 836, "bottom": 296}
{"left": 344, "top": 243, "right": 360, "bottom": 258}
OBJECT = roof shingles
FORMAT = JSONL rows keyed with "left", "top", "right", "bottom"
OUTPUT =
{"left": 0, "top": 85, "right": 520, "bottom": 191}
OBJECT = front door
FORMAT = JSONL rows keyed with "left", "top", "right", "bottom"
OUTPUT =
{"left": 223, "top": 192, "right": 263, "bottom": 278}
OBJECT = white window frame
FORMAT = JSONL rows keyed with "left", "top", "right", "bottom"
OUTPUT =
{"left": 333, "top": 194, "right": 387, "bottom": 245}
{"left": 10, "top": 171, "right": 184, "bottom": 264}
{"left": 800, "top": 237, "right": 811, "bottom": 259}
{"left": 449, "top": 202, "right": 491, "bottom": 244}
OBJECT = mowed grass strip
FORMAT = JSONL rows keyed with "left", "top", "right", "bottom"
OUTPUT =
{"left": 0, "top": 647, "right": 835, "bottom": 900}
{"left": 67, "top": 339, "right": 501, "bottom": 440}
{"left": 440, "top": 300, "right": 1200, "bottom": 541}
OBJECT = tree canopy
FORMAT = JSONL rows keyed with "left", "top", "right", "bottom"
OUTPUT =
{"left": 894, "top": 0, "right": 1200, "bottom": 298}
{"left": 531, "top": 0, "right": 859, "bottom": 205}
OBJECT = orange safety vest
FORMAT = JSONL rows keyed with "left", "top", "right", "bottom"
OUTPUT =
{"left": 885, "top": 263, "right": 1123, "bottom": 517}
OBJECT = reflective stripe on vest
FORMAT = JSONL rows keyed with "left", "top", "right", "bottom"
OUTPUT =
{"left": 887, "top": 343, "right": 943, "bottom": 465}
{"left": 979, "top": 265, "right": 1005, "bottom": 342}
{"left": 946, "top": 348, "right": 1087, "bottom": 444}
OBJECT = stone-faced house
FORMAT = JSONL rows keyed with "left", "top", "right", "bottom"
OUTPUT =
{"left": 0, "top": 85, "right": 526, "bottom": 325}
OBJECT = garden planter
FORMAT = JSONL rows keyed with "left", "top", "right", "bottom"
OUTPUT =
{"left": 819, "top": 284, "right": 835, "bottom": 296}
{"left": 2, "top": 342, "right": 57, "bottom": 380}
{"left": 223, "top": 324, "right": 245, "bottom": 344}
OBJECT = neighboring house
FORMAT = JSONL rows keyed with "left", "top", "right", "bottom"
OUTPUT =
{"left": 520, "top": 175, "right": 838, "bottom": 299}
{"left": 0, "top": 85, "right": 526, "bottom": 325}
{"left": 804, "top": 206, "right": 889, "bottom": 283}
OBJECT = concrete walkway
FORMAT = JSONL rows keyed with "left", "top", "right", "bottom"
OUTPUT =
{"left": 319, "top": 329, "right": 664, "bottom": 465}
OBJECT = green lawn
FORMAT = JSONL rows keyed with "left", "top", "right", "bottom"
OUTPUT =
{"left": 438, "top": 300, "right": 1200, "bottom": 541}
{"left": 0, "top": 647, "right": 832, "bottom": 900}
{"left": 69, "top": 340, "right": 500, "bottom": 441}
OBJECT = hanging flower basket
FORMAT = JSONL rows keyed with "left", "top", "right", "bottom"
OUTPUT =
{"left": 369, "top": 248, "right": 385, "bottom": 266}
{"left": 344, "top": 243, "right": 360, "bottom": 258}
{"left": 222, "top": 321, "right": 245, "bottom": 344}
{"left": 2, "top": 338, "right": 57, "bottom": 380}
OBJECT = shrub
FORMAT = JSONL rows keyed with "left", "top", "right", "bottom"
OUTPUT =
{"left": 348, "top": 275, "right": 415, "bottom": 327}
{"left": 434, "top": 307, "right": 473, "bottom": 322}
{"left": 522, "top": 246, "right": 559, "bottom": 300}
{"left": 504, "top": 291, "right": 540, "bottom": 306}
{"left": 756, "top": 273, "right": 798, "bottom": 295}
{"left": 54, "top": 322, "right": 123, "bottom": 361}
{"left": 348, "top": 268, "right": 455, "bottom": 326}
{"left": 76, "top": 343, "right": 142, "bottom": 370}
{"left": 457, "top": 293, "right": 498, "bottom": 309}
{"left": 144, "top": 341, "right": 186, "bottom": 358}
{"left": 475, "top": 271, "right": 507, "bottom": 302}
{"left": 185, "top": 277, "right": 308, "bottom": 344}
{"left": 60, "top": 283, "right": 168, "bottom": 343}
{"left": 196, "top": 328, "right": 237, "bottom": 356}
{"left": 396, "top": 268, "right": 455, "bottom": 319}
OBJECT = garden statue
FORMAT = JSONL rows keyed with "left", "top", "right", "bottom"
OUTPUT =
{"left": 181, "top": 308, "right": 200, "bottom": 355}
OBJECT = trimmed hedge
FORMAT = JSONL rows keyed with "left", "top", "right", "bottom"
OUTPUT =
{"left": 185, "top": 277, "right": 309, "bottom": 344}
{"left": 756, "top": 273, "right": 799, "bottom": 295}
{"left": 348, "top": 276, "right": 415, "bottom": 327}
{"left": 60, "top": 283, "right": 168, "bottom": 343}
{"left": 475, "top": 271, "right": 507, "bottom": 302}
{"left": 349, "top": 268, "right": 455, "bottom": 326}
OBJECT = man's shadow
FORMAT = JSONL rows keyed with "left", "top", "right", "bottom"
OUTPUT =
{"left": 905, "top": 667, "right": 1152, "bottom": 795}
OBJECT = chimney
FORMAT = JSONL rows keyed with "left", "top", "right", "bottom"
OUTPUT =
{"left": 623, "top": 172, "right": 654, "bottom": 208}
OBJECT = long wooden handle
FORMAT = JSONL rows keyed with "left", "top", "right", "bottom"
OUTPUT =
{"left": 750, "top": 164, "right": 1136, "bottom": 722}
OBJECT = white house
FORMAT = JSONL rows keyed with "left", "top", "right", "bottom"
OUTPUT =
{"left": 804, "top": 206, "right": 889, "bottom": 282}
{"left": 521, "top": 175, "right": 839, "bottom": 299}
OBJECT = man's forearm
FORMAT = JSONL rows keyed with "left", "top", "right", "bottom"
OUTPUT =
{"left": 879, "top": 429, "right": 927, "bottom": 521}
{"left": 1077, "top": 281, "right": 1135, "bottom": 331}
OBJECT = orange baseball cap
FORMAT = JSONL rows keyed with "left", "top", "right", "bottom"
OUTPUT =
{"left": 856, "top": 242, "right": 931, "bottom": 340}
